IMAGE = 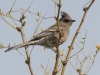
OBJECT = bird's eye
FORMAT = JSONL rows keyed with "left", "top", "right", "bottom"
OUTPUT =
{"left": 64, "top": 19, "right": 70, "bottom": 22}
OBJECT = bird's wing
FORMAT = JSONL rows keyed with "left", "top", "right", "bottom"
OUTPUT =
{"left": 30, "top": 24, "right": 64, "bottom": 41}
{"left": 30, "top": 31, "right": 53, "bottom": 41}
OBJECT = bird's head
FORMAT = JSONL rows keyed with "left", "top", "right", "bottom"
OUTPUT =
{"left": 59, "top": 11, "right": 75, "bottom": 27}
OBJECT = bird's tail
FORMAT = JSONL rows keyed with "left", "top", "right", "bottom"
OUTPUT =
{"left": 5, "top": 41, "right": 34, "bottom": 52}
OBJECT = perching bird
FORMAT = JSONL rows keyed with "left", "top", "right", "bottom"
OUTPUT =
{"left": 5, "top": 11, "right": 75, "bottom": 53}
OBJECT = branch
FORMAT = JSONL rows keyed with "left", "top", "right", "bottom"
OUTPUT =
{"left": 16, "top": 14, "right": 34, "bottom": 75}
{"left": 52, "top": 0, "right": 62, "bottom": 75}
{"left": 61, "top": 0, "right": 95, "bottom": 75}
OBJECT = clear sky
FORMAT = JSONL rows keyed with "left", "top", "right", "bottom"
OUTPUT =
{"left": 0, "top": 0, "right": 100, "bottom": 75}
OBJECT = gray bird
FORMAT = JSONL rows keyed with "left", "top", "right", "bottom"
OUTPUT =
{"left": 5, "top": 11, "right": 75, "bottom": 52}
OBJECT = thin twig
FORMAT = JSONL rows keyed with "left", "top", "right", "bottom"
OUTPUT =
{"left": 29, "top": 13, "right": 46, "bottom": 56}
{"left": 68, "top": 61, "right": 76, "bottom": 70}
{"left": 9, "top": 14, "right": 18, "bottom": 27}
{"left": 87, "top": 37, "right": 96, "bottom": 55}
{"left": 69, "top": 30, "right": 87, "bottom": 59}
{"left": 0, "top": 11, "right": 19, "bottom": 21}
{"left": 86, "top": 44, "right": 100, "bottom": 74}
{"left": 7, "top": 0, "right": 16, "bottom": 15}
{"left": 76, "top": 55, "right": 81, "bottom": 65}
{"left": 41, "top": 64, "right": 49, "bottom": 75}
{"left": 80, "top": 53, "right": 92, "bottom": 69}
{"left": 46, "top": 60, "right": 49, "bottom": 72}
{"left": 22, "top": 0, "right": 33, "bottom": 15}
{"left": 7, "top": 30, "right": 26, "bottom": 59}
{"left": 75, "top": 42, "right": 85, "bottom": 57}
{"left": 0, "top": 11, "right": 16, "bottom": 30}
{"left": 84, "top": 57, "right": 91, "bottom": 73}
{"left": 28, "top": 10, "right": 54, "bottom": 19}
{"left": 31, "top": 13, "right": 46, "bottom": 39}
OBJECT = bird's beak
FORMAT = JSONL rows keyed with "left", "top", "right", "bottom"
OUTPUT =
{"left": 68, "top": 20, "right": 76, "bottom": 22}
{"left": 72, "top": 20, "right": 76, "bottom": 22}
{"left": 67, "top": 19, "right": 76, "bottom": 22}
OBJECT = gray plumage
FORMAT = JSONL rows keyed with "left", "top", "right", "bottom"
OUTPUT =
{"left": 5, "top": 11, "right": 75, "bottom": 52}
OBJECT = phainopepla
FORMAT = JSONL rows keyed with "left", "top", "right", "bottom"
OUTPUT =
{"left": 5, "top": 11, "right": 75, "bottom": 52}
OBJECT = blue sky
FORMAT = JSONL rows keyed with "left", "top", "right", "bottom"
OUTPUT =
{"left": 0, "top": 0, "right": 100, "bottom": 75}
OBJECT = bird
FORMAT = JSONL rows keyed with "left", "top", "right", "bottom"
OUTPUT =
{"left": 5, "top": 11, "right": 75, "bottom": 53}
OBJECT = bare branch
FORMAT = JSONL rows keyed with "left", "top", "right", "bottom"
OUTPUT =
{"left": 52, "top": 0, "right": 62, "bottom": 75}
{"left": 61, "top": 0, "right": 95, "bottom": 75}
{"left": 17, "top": 14, "right": 34, "bottom": 75}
